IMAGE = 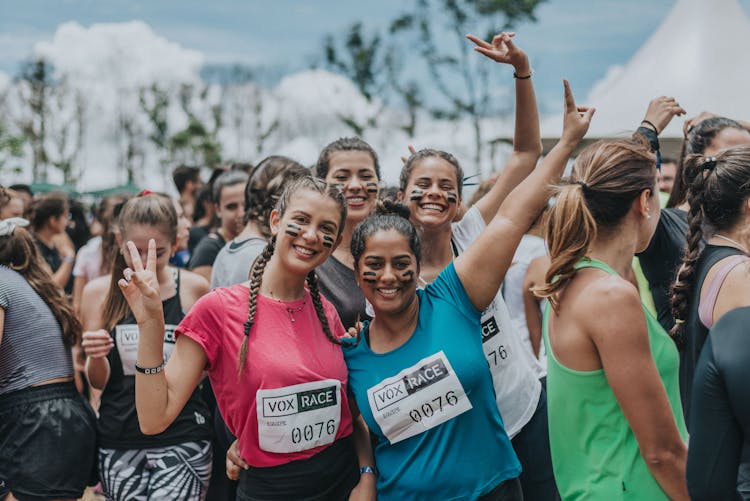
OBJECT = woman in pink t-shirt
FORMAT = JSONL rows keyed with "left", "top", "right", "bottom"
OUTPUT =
{"left": 115, "top": 177, "right": 376, "bottom": 501}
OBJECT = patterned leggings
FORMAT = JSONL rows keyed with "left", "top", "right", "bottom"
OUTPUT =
{"left": 98, "top": 440, "right": 212, "bottom": 501}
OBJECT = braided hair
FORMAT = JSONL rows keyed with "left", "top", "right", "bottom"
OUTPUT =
{"left": 237, "top": 176, "right": 348, "bottom": 373}
{"left": 670, "top": 146, "right": 750, "bottom": 346}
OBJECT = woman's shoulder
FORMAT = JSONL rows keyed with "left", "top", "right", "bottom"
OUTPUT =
{"left": 569, "top": 271, "right": 644, "bottom": 335}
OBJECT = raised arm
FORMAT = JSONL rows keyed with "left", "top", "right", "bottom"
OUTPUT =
{"left": 119, "top": 239, "right": 207, "bottom": 434}
{"left": 586, "top": 280, "right": 689, "bottom": 500}
{"left": 466, "top": 32, "right": 542, "bottom": 223}
{"left": 455, "top": 80, "right": 592, "bottom": 311}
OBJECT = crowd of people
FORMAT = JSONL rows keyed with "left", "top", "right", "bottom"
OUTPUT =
{"left": 1, "top": 31, "right": 749, "bottom": 501}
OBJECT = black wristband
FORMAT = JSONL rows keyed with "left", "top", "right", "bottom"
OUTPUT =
{"left": 513, "top": 70, "right": 533, "bottom": 80}
{"left": 640, "top": 119, "right": 659, "bottom": 134}
{"left": 135, "top": 361, "right": 165, "bottom": 375}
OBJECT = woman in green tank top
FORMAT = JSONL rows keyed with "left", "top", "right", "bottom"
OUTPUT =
{"left": 535, "top": 138, "right": 689, "bottom": 500}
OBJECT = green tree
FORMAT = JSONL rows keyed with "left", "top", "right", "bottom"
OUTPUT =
{"left": 16, "top": 58, "right": 54, "bottom": 182}
{"left": 323, "top": 22, "right": 388, "bottom": 136}
{"left": 168, "top": 84, "right": 223, "bottom": 167}
{"left": 391, "top": 0, "right": 544, "bottom": 173}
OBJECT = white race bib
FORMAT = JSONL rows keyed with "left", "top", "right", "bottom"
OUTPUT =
{"left": 367, "top": 351, "right": 472, "bottom": 444}
{"left": 256, "top": 379, "right": 342, "bottom": 453}
{"left": 481, "top": 299, "right": 512, "bottom": 373}
{"left": 115, "top": 324, "right": 177, "bottom": 376}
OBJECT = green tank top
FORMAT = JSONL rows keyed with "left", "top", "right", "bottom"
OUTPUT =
{"left": 542, "top": 258, "right": 687, "bottom": 500}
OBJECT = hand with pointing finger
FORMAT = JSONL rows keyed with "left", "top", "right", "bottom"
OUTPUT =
{"left": 118, "top": 239, "right": 164, "bottom": 325}
{"left": 560, "top": 80, "right": 595, "bottom": 145}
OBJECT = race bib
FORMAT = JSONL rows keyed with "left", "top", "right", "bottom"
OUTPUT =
{"left": 367, "top": 351, "right": 472, "bottom": 444}
{"left": 256, "top": 380, "right": 341, "bottom": 453}
{"left": 115, "top": 324, "right": 177, "bottom": 376}
{"left": 481, "top": 299, "right": 512, "bottom": 372}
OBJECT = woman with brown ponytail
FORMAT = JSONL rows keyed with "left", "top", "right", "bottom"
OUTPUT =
{"left": 117, "top": 177, "right": 375, "bottom": 501}
{"left": 0, "top": 197, "right": 96, "bottom": 501}
{"left": 536, "top": 140, "right": 689, "bottom": 500}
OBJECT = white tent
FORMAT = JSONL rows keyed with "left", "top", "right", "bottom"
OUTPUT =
{"left": 541, "top": 0, "right": 750, "bottom": 139}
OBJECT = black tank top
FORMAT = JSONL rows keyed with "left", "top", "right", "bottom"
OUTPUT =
{"left": 680, "top": 244, "right": 743, "bottom": 429}
{"left": 98, "top": 269, "right": 211, "bottom": 448}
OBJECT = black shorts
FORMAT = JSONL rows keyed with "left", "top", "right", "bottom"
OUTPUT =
{"left": 0, "top": 382, "right": 97, "bottom": 501}
{"left": 237, "top": 436, "right": 358, "bottom": 501}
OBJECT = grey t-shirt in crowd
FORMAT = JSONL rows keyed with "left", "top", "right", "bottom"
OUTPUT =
{"left": 0, "top": 265, "right": 73, "bottom": 394}
{"left": 210, "top": 236, "right": 268, "bottom": 289}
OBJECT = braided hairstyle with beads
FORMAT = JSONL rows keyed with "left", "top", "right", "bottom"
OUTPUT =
{"left": 237, "top": 176, "right": 348, "bottom": 372}
{"left": 670, "top": 146, "right": 750, "bottom": 346}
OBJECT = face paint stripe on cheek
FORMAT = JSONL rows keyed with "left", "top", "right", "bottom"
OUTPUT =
{"left": 409, "top": 189, "right": 424, "bottom": 201}
{"left": 362, "top": 270, "right": 377, "bottom": 283}
{"left": 401, "top": 270, "right": 415, "bottom": 284}
{"left": 365, "top": 182, "right": 379, "bottom": 194}
{"left": 446, "top": 192, "right": 458, "bottom": 204}
{"left": 285, "top": 224, "right": 300, "bottom": 237}
{"left": 322, "top": 235, "right": 334, "bottom": 248}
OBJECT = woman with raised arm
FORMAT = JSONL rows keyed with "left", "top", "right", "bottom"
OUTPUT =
{"left": 0, "top": 205, "right": 96, "bottom": 501}
{"left": 536, "top": 140, "right": 689, "bottom": 499}
{"left": 394, "top": 32, "right": 555, "bottom": 498}
{"left": 342, "top": 80, "right": 591, "bottom": 501}
{"left": 119, "top": 177, "right": 375, "bottom": 501}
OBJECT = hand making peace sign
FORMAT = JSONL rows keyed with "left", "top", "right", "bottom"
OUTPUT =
{"left": 118, "top": 239, "right": 164, "bottom": 325}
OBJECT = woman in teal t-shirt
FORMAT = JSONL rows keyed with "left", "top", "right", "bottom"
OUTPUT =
{"left": 343, "top": 80, "right": 592, "bottom": 501}
{"left": 535, "top": 139, "right": 689, "bottom": 500}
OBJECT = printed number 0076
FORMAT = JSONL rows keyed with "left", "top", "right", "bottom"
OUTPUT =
{"left": 409, "top": 391, "right": 459, "bottom": 423}
{"left": 291, "top": 419, "right": 336, "bottom": 444}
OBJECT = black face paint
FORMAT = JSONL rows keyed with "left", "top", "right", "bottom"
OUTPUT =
{"left": 285, "top": 223, "right": 301, "bottom": 237}
{"left": 446, "top": 191, "right": 458, "bottom": 204}
{"left": 401, "top": 270, "right": 415, "bottom": 284}
{"left": 409, "top": 189, "right": 424, "bottom": 202}
{"left": 322, "top": 235, "right": 334, "bottom": 248}
{"left": 363, "top": 270, "right": 377, "bottom": 284}
{"left": 365, "top": 182, "right": 379, "bottom": 194}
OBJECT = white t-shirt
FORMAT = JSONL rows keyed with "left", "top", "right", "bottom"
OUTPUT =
{"left": 504, "top": 234, "right": 548, "bottom": 377}
{"left": 451, "top": 206, "right": 542, "bottom": 438}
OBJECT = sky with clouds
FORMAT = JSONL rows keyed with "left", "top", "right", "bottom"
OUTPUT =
{"left": 0, "top": 0, "right": 705, "bottom": 110}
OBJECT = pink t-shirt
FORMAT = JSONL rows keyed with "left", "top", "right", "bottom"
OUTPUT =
{"left": 176, "top": 284, "right": 353, "bottom": 467}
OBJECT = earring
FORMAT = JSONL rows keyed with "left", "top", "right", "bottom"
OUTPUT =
{"left": 646, "top": 213, "right": 652, "bottom": 220}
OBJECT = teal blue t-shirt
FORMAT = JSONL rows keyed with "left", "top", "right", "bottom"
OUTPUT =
{"left": 343, "top": 263, "right": 521, "bottom": 501}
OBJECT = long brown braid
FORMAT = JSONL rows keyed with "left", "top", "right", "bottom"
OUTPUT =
{"left": 306, "top": 269, "right": 357, "bottom": 346}
{"left": 236, "top": 175, "right": 350, "bottom": 373}
{"left": 237, "top": 239, "right": 274, "bottom": 373}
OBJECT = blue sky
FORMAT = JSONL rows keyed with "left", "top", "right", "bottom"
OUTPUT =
{"left": 1, "top": 0, "right": 747, "bottom": 110}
